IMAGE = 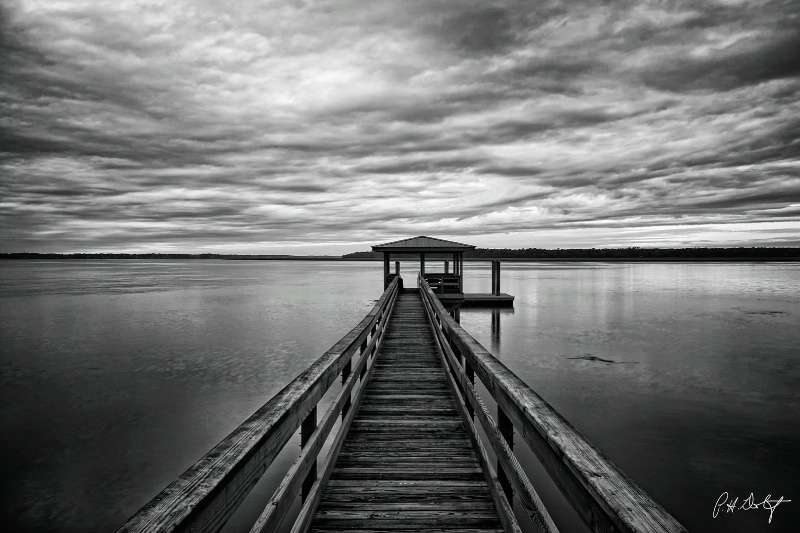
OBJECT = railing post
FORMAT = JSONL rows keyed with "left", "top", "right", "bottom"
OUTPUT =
{"left": 359, "top": 338, "right": 368, "bottom": 380}
{"left": 464, "top": 360, "right": 475, "bottom": 420}
{"left": 371, "top": 324, "right": 380, "bottom": 358}
{"left": 300, "top": 406, "right": 317, "bottom": 501}
{"left": 498, "top": 407, "right": 513, "bottom": 502}
{"left": 342, "top": 359, "right": 352, "bottom": 418}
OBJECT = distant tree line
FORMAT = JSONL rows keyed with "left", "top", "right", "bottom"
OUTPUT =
{"left": 0, "top": 253, "right": 336, "bottom": 260}
{"left": 3, "top": 247, "right": 799, "bottom": 260}
{"left": 465, "top": 247, "right": 800, "bottom": 259}
{"left": 342, "top": 247, "right": 800, "bottom": 260}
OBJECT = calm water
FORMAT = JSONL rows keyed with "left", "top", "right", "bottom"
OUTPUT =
{"left": 1, "top": 260, "right": 798, "bottom": 532}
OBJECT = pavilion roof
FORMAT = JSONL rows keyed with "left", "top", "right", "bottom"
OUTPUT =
{"left": 372, "top": 236, "right": 476, "bottom": 253}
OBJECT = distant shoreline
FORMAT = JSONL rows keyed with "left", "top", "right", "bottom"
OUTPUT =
{"left": 2, "top": 253, "right": 799, "bottom": 262}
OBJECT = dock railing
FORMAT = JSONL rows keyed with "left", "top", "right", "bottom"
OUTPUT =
{"left": 116, "top": 277, "right": 399, "bottom": 533}
{"left": 418, "top": 274, "right": 687, "bottom": 533}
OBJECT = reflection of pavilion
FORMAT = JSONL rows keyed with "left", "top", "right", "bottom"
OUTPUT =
{"left": 372, "top": 236, "right": 514, "bottom": 308}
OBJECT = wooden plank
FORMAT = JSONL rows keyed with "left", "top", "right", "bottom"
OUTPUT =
{"left": 322, "top": 480, "right": 489, "bottom": 492}
{"left": 338, "top": 439, "right": 473, "bottom": 447}
{"left": 311, "top": 530, "right": 502, "bottom": 533}
{"left": 317, "top": 502, "right": 497, "bottom": 511}
{"left": 324, "top": 479, "right": 490, "bottom": 489}
{"left": 312, "top": 510, "right": 502, "bottom": 527}
{"left": 310, "top": 530, "right": 503, "bottom": 533}
{"left": 356, "top": 409, "right": 459, "bottom": 415}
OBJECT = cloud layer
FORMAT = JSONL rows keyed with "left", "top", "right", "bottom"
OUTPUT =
{"left": 2, "top": 0, "right": 799, "bottom": 252}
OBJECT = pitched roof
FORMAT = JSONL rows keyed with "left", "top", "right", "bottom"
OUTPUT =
{"left": 372, "top": 236, "right": 475, "bottom": 252}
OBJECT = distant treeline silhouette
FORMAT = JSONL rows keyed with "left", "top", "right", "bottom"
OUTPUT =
{"left": 343, "top": 247, "right": 800, "bottom": 260}
{"left": 2, "top": 248, "right": 799, "bottom": 260}
{"left": 0, "top": 253, "right": 336, "bottom": 260}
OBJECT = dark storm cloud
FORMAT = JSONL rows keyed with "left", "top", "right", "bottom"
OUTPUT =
{"left": 435, "top": 7, "right": 516, "bottom": 55}
{"left": 642, "top": 29, "right": 800, "bottom": 92}
{"left": 1, "top": 0, "right": 799, "bottom": 252}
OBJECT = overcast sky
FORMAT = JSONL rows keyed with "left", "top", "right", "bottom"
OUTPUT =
{"left": 2, "top": 0, "right": 799, "bottom": 254}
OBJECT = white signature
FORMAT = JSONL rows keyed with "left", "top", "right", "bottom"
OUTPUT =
{"left": 713, "top": 492, "right": 791, "bottom": 524}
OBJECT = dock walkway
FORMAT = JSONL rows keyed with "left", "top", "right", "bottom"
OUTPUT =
{"left": 311, "top": 290, "right": 503, "bottom": 531}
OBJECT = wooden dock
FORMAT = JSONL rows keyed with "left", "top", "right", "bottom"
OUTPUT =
{"left": 438, "top": 292, "right": 515, "bottom": 307}
{"left": 311, "top": 291, "right": 503, "bottom": 531}
{"left": 116, "top": 274, "right": 687, "bottom": 533}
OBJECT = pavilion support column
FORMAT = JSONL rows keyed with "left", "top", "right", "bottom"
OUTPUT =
{"left": 420, "top": 253, "right": 425, "bottom": 276}
{"left": 457, "top": 252, "right": 463, "bottom": 292}
{"left": 383, "top": 253, "right": 390, "bottom": 289}
{"left": 444, "top": 260, "right": 449, "bottom": 274}
{"left": 496, "top": 260, "right": 501, "bottom": 295}
{"left": 491, "top": 260, "right": 495, "bottom": 295}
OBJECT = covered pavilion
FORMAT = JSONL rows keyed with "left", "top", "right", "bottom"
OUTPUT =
{"left": 372, "top": 236, "right": 475, "bottom": 292}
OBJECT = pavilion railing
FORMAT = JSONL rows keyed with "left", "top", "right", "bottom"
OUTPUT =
{"left": 418, "top": 274, "right": 687, "bottom": 533}
{"left": 115, "top": 277, "right": 399, "bottom": 533}
{"left": 422, "top": 272, "right": 461, "bottom": 293}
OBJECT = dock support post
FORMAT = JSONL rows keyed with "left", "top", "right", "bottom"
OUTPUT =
{"left": 491, "top": 261, "right": 495, "bottom": 294}
{"left": 491, "top": 260, "right": 501, "bottom": 295}
{"left": 496, "top": 260, "right": 501, "bottom": 295}
{"left": 383, "top": 253, "right": 390, "bottom": 289}
{"left": 461, "top": 252, "right": 465, "bottom": 292}
{"left": 301, "top": 406, "right": 317, "bottom": 500}
{"left": 455, "top": 252, "right": 463, "bottom": 292}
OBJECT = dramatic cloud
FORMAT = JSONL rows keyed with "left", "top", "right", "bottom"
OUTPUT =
{"left": 1, "top": 0, "right": 799, "bottom": 252}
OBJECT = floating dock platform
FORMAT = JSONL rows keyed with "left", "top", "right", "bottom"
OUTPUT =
{"left": 437, "top": 292, "right": 515, "bottom": 307}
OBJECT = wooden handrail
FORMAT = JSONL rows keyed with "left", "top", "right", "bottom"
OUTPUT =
{"left": 116, "top": 277, "right": 400, "bottom": 533}
{"left": 418, "top": 274, "right": 687, "bottom": 533}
